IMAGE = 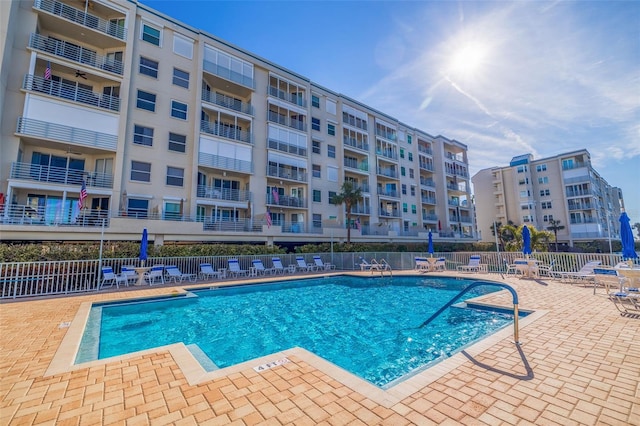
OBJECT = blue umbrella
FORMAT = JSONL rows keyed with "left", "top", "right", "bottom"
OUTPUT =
{"left": 522, "top": 225, "right": 532, "bottom": 256}
{"left": 139, "top": 228, "right": 148, "bottom": 265}
{"left": 428, "top": 231, "right": 434, "bottom": 257}
{"left": 619, "top": 212, "right": 638, "bottom": 259}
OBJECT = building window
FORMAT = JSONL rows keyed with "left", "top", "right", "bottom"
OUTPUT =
{"left": 312, "top": 95, "right": 320, "bottom": 108}
{"left": 411, "top": 205, "right": 417, "bottom": 214}
{"left": 327, "top": 123, "right": 335, "bottom": 136}
{"left": 312, "top": 140, "right": 321, "bottom": 154}
{"left": 410, "top": 185, "right": 416, "bottom": 196}
{"left": 401, "top": 184, "right": 407, "bottom": 195}
{"left": 311, "top": 117, "right": 320, "bottom": 131}
{"left": 538, "top": 176, "right": 549, "bottom": 184}
{"left": 127, "top": 198, "right": 148, "bottom": 218}
{"left": 133, "top": 125, "right": 153, "bottom": 146}
{"left": 171, "top": 100, "right": 188, "bottom": 120}
{"left": 517, "top": 165, "right": 527, "bottom": 173}
{"left": 540, "top": 189, "right": 550, "bottom": 196}
{"left": 408, "top": 152, "right": 413, "bottom": 162}
{"left": 400, "top": 148, "right": 405, "bottom": 159}
{"left": 536, "top": 164, "right": 547, "bottom": 172}
{"left": 407, "top": 135, "right": 412, "bottom": 144}
{"left": 141, "top": 23, "right": 161, "bottom": 46}
{"left": 172, "top": 68, "right": 189, "bottom": 88}
{"left": 312, "top": 164, "right": 321, "bottom": 178}
{"left": 403, "top": 203, "right": 408, "bottom": 213}
{"left": 409, "top": 168, "right": 414, "bottom": 178}
{"left": 139, "top": 57, "right": 158, "bottom": 78}
{"left": 541, "top": 201, "right": 552, "bottom": 209}
{"left": 328, "top": 191, "right": 337, "bottom": 203}
{"left": 401, "top": 166, "right": 406, "bottom": 176}
{"left": 168, "top": 132, "right": 186, "bottom": 153}
{"left": 131, "top": 161, "right": 151, "bottom": 182}
{"left": 327, "top": 145, "right": 336, "bottom": 158}
{"left": 136, "top": 90, "right": 156, "bottom": 111}
{"left": 313, "top": 190, "right": 321, "bottom": 202}
{"left": 313, "top": 213, "right": 322, "bottom": 227}
{"left": 173, "top": 34, "right": 193, "bottom": 59}
{"left": 166, "top": 166, "right": 184, "bottom": 186}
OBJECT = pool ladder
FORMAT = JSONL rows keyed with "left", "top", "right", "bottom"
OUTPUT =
{"left": 374, "top": 258, "right": 392, "bottom": 277}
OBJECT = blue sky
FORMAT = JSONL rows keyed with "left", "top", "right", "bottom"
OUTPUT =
{"left": 145, "top": 0, "right": 639, "bottom": 223}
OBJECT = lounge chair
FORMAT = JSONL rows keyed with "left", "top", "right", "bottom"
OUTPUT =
{"left": 227, "top": 258, "right": 248, "bottom": 277}
{"left": 199, "top": 263, "right": 222, "bottom": 280}
{"left": 359, "top": 257, "right": 375, "bottom": 271}
{"left": 296, "top": 256, "right": 317, "bottom": 272}
{"left": 121, "top": 266, "right": 139, "bottom": 285}
{"left": 271, "top": 257, "right": 292, "bottom": 274}
{"left": 101, "top": 267, "right": 128, "bottom": 289}
{"left": 252, "top": 259, "right": 275, "bottom": 275}
{"left": 608, "top": 291, "right": 640, "bottom": 315}
{"left": 593, "top": 268, "right": 622, "bottom": 294}
{"left": 144, "top": 265, "right": 165, "bottom": 285}
{"left": 371, "top": 259, "right": 391, "bottom": 272}
{"left": 537, "top": 260, "right": 556, "bottom": 277}
{"left": 457, "top": 255, "right": 482, "bottom": 273}
{"left": 313, "top": 255, "right": 335, "bottom": 271}
{"left": 433, "top": 257, "right": 446, "bottom": 271}
{"left": 165, "top": 266, "right": 197, "bottom": 283}
{"left": 415, "top": 257, "right": 430, "bottom": 272}
{"left": 553, "top": 260, "right": 601, "bottom": 284}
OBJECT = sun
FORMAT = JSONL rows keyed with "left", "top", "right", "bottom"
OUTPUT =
{"left": 449, "top": 42, "right": 489, "bottom": 78}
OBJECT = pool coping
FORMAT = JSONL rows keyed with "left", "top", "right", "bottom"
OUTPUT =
{"left": 45, "top": 273, "right": 548, "bottom": 408}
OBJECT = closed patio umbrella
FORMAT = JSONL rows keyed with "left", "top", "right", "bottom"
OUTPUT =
{"left": 428, "top": 231, "right": 434, "bottom": 257}
{"left": 139, "top": 228, "right": 148, "bottom": 266}
{"left": 522, "top": 225, "right": 532, "bottom": 256}
{"left": 620, "top": 212, "right": 638, "bottom": 260}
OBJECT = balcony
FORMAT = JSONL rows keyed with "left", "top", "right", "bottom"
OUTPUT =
{"left": 267, "top": 111, "right": 306, "bottom": 132}
{"left": 344, "top": 158, "right": 369, "bottom": 172}
{"left": 420, "top": 178, "right": 435, "bottom": 188}
{"left": 267, "top": 138, "right": 307, "bottom": 157}
{"left": 421, "top": 196, "right": 436, "bottom": 204}
{"left": 33, "top": 0, "right": 127, "bottom": 41}
{"left": 268, "top": 86, "right": 306, "bottom": 108}
{"left": 343, "top": 137, "right": 369, "bottom": 152}
{"left": 201, "top": 89, "right": 253, "bottom": 115}
{"left": 422, "top": 214, "right": 438, "bottom": 221}
{"left": 351, "top": 205, "right": 371, "bottom": 215}
{"left": 198, "top": 152, "right": 253, "bottom": 174}
{"left": 29, "top": 33, "right": 124, "bottom": 75}
{"left": 379, "top": 208, "right": 401, "bottom": 218}
{"left": 377, "top": 167, "right": 398, "bottom": 179}
{"left": 266, "top": 194, "right": 307, "bottom": 209}
{"left": 10, "top": 162, "right": 114, "bottom": 188}
{"left": 196, "top": 186, "right": 251, "bottom": 203}
{"left": 418, "top": 146, "right": 433, "bottom": 155}
{"left": 16, "top": 117, "right": 118, "bottom": 151}
{"left": 203, "top": 59, "right": 254, "bottom": 90}
{"left": 203, "top": 218, "right": 258, "bottom": 233}
{"left": 376, "top": 149, "right": 398, "bottom": 161}
{"left": 562, "top": 161, "right": 588, "bottom": 171}
{"left": 23, "top": 74, "right": 120, "bottom": 111}
{"left": 419, "top": 162, "right": 434, "bottom": 172}
{"left": 200, "top": 121, "right": 252, "bottom": 144}
{"left": 1, "top": 204, "right": 110, "bottom": 227}
{"left": 377, "top": 188, "right": 399, "bottom": 198}
{"left": 267, "top": 165, "right": 307, "bottom": 183}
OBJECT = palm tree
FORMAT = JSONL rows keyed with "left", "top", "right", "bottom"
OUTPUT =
{"left": 331, "top": 181, "right": 363, "bottom": 244}
{"left": 546, "top": 219, "right": 565, "bottom": 252}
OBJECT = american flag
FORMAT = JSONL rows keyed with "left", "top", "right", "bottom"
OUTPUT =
{"left": 266, "top": 207, "right": 272, "bottom": 228}
{"left": 271, "top": 187, "right": 279, "bottom": 204}
{"left": 78, "top": 180, "right": 88, "bottom": 210}
{"left": 44, "top": 61, "right": 51, "bottom": 80}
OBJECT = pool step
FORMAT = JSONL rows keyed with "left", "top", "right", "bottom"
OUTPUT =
{"left": 186, "top": 344, "right": 219, "bottom": 371}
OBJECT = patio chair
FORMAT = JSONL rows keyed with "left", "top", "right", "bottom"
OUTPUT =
{"left": 433, "top": 257, "right": 446, "bottom": 271}
{"left": 271, "top": 257, "right": 292, "bottom": 274}
{"left": 313, "top": 255, "right": 335, "bottom": 271}
{"left": 370, "top": 259, "right": 391, "bottom": 272}
{"left": 537, "top": 260, "right": 556, "bottom": 277}
{"left": 121, "top": 266, "right": 139, "bottom": 285}
{"left": 101, "top": 266, "right": 128, "bottom": 289}
{"left": 593, "top": 268, "right": 622, "bottom": 294}
{"left": 296, "top": 256, "right": 317, "bottom": 272}
{"left": 143, "top": 265, "right": 165, "bottom": 285}
{"left": 359, "top": 257, "right": 375, "bottom": 271}
{"left": 199, "top": 263, "right": 222, "bottom": 280}
{"left": 457, "top": 255, "right": 482, "bottom": 273}
{"left": 415, "top": 257, "right": 429, "bottom": 272}
{"left": 165, "top": 266, "right": 197, "bottom": 283}
{"left": 227, "top": 259, "right": 248, "bottom": 277}
{"left": 608, "top": 291, "right": 640, "bottom": 315}
{"left": 252, "top": 259, "right": 275, "bottom": 275}
{"left": 553, "top": 260, "right": 601, "bottom": 284}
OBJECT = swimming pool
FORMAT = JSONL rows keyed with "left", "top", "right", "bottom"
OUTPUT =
{"left": 77, "top": 275, "right": 524, "bottom": 388}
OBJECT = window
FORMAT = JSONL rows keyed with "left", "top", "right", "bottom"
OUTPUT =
{"left": 166, "top": 166, "right": 184, "bottom": 186}
{"left": 407, "top": 135, "right": 412, "bottom": 144}
{"left": 520, "top": 190, "right": 530, "bottom": 197}
{"left": 327, "top": 123, "right": 335, "bottom": 136}
{"left": 410, "top": 185, "right": 416, "bottom": 196}
{"left": 139, "top": 57, "right": 158, "bottom": 78}
{"left": 541, "top": 201, "right": 552, "bottom": 209}
{"left": 127, "top": 198, "right": 148, "bottom": 218}
{"left": 136, "top": 90, "right": 156, "bottom": 111}
{"left": 171, "top": 100, "right": 188, "bottom": 120}
{"left": 172, "top": 68, "right": 189, "bottom": 88}
{"left": 401, "top": 166, "right": 406, "bottom": 177}
{"left": 411, "top": 205, "right": 417, "bottom": 214}
{"left": 401, "top": 184, "right": 407, "bottom": 195}
{"left": 523, "top": 215, "right": 533, "bottom": 223}
{"left": 141, "top": 23, "right": 161, "bottom": 46}
{"left": 544, "top": 214, "right": 554, "bottom": 222}
{"left": 311, "top": 117, "right": 320, "bottom": 131}
{"left": 312, "top": 95, "right": 320, "bottom": 108}
{"left": 312, "top": 140, "right": 321, "bottom": 154}
{"left": 327, "top": 166, "right": 338, "bottom": 182}
{"left": 517, "top": 165, "right": 527, "bottom": 173}
{"left": 400, "top": 148, "right": 405, "bottom": 159}
{"left": 133, "top": 125, "right": 153, "bottom": 146}
{"left": 326, "top": 99, "right": 336, "bottom": 115}
{"left": 538, "top": 176, "right": 549, "bottom": 184}
{"left": 313, "top": 213, "right": 322, "bottom": 227}
{"left": 536, "top": 164, "right": 547, "bottom": 172}
{"left": 131, "top": 161, "right": 151, "bottom": 182}
{"left": 168, "top": 132, "right": 186, "bottom": 153}
{"left": 173, "top": 34, "right": 193, "bottom": 59}
{"left": 313, "top": 190, "right": 321, "bottom": 202}
{"left": 408, "top": 152, "right": 413, "bottom": 161}
{"left": 540, "top": 189, "right": 550, "bottom": 197}
{"left": 409, "top": 168, "right": 414, "bottom": 178}
{"left": 403, "top": 203, "right": 408, "bottom": 213}
{"left": 312, "top": 164, "right": 321, "bottom": 178}
{"left": 327, "top": 145, "right": 336, "bottom": 158}
{"left": 328, "top": 191, "right": 337, "bottom": 203}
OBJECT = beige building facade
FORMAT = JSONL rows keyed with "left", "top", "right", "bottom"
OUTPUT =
{"left": 0, "top": 0, "right": 476, "bottom": 246}
{"left": 472, "top": 151, "right": 624, "bottom": 248}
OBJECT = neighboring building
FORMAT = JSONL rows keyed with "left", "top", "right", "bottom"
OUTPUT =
{"left": 472, "top": 151, "right": 624, "bottom": 248}
{"left": 0, "top": 0, "right": 476, "bottom": 246}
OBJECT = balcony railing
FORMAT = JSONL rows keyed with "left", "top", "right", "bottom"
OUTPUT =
{"left": 418, "top": 146, "right": 433, "bottom": 155}
{"left": 1, "top": 204, "right": 110, "bottom": 227}
{"left": 23, "top": 74, "right": 120, "bottom": 111}
{"left": 375, "top": 129, "right": 396, "bottom": 141}
{"left": 203, "top": 218, "right": 258, "bottom": 232}
{"left": 420, "top": 178, "right": 435, "bottom": 187}
{"left": 344, "top": 158, "right": 369, "bottom": 172}
{"left": 268, "top": 86, "right": 307, "bottom": 108}
{"left": 200, "top": 121, "right": 252, "bottom": 144}
{"left": 266, "top": 166, "right": 307, "bottom": 182}
{"left": 267, "top": 111, "right": 306, "bottom": 132}
{"left": 196, "top": 186, "right": 251, "bottom": 202}
{"left": 10, "top": 162, "right": 114, "bottom": 188}
{"left": 376, "top": 149, "right": 398, "bottom": 160}
{"left": 377, "top": 167, "right": 398, "bottom": 178}
{"left": 343, "top": 137, "right": 369, "bottom": 151}
{"left": 351, "top": 205, "right": 371, "bottom": 215}
{"left": 377, "top": 188, "right": 399, "bottom": 198}
{"left": 198, "top": 152, "right": 253, "bottom": 174}
{"left": 29, "top": 33, "right": 124, "bottom": 75}
{"left": 203, "top": 59, "right": 254, "bottom": 89}
{"left": 267, "top": 138, "right": 307, "bottom": 157}
{"left": 201, "top": 89, "right": 253, "bottom": 115}
{"left": 266, "top": 195, "right": 307, "bottom": 208}
{"left": 379, "top": 208, "right": 401, "bottom": 218}
{"left": 33, "top": 0, "right": 127, "bottom": 40}
{"left": 422, "top": 214, "right": 438, "bottom": 221}
{"left": 16, "top": 117, "right": 118, "bottom": 151}
{"left": 562, "top": 161, "right": 588, "bottom": 171}
{"left": 419, "top": 162, "right": 434, "bottom": 172}
{"left": 421, "top": 196, "right": 436, "bottom": 204}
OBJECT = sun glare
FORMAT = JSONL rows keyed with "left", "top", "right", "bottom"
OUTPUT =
{"left": 450, "top": 42, "right": 488, "bottom": 78}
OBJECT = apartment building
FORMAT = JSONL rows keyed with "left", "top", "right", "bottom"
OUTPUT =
{"left": 0, "top": 0, "right": 476, "bottom": 246}
{"left": 472, "top": 151, "right": 624, "bottom": 248}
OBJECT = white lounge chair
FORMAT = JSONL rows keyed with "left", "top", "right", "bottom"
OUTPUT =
{"left": 593, "top": 268, "right": 622, "bottom": 294}
{"left": 296, "top": 256, "right": 316, "bottom": 272}
{"left": 228, "top": 259, "right": 248, "bottom": 277}
{"left": 121, "top": 266, "right": 139, "bottom": 285}
{"left": 144, "top": 265, "right": 165, "bottom": 285}
{"left": 313, "top": 255, "right": 335, "bottom": 271}
{"left": 199, "top": 263, "right": 222, "bottom": 280}
{"left": 433, "top": 257, "right": 446, "bottom": 271}
{"left": 415, "top": 257, "right": 430, "bottom": 271}
{"left": 457, "top": 255, "right": 482, "bottom": 273}
{"left": 252, "top": 259, "right": 274, "bottom": 275}
{"left": 101, "top": 267, "right": 128, "bottom": 289}
{"left": 271, "top": 257, "right": 292, "bottom": 274}
{"left": 165, "top": 266, "right": 197, "bottom": 283}
{"left": 359, "top": 257, "right": 375, "bottom": 271}
{"left": 553, "top": 260, "right": 601, "bottom": 284}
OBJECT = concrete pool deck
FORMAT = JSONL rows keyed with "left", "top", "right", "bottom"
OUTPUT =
{"left": 1, "top": 271, "right": 638, "bottom": 425}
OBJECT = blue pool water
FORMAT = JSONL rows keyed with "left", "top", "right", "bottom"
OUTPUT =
{"left": 78, "top": 276, "right": 523, "bottom": 387}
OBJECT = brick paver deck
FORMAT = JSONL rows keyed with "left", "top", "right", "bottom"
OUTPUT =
{"left": 1, "top": 272, "right": 638, "bottom": 425}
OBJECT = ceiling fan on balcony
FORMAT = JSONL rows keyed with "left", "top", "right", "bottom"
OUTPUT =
{"left": 75, "top": 70, "right": 87, "bottom": 79}
{"left": 64, "top": 146, "right": 82, "bottom": 156}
